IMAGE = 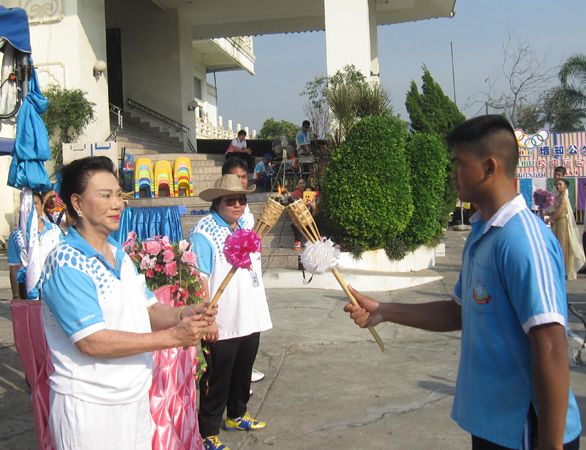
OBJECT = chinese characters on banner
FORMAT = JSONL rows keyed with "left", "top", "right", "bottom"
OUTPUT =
{"left": 516, "top": 130, "right": 586, "bottom": 179}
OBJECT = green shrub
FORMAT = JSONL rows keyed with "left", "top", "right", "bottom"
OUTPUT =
{"left": 321, "top": 116, "right": 413, "bottom": 256}
{"left": 42, "top": 86, "right": 96, "bottom": 165}
{"left": 398, "top": 132, "right": 447, "bottom": 254}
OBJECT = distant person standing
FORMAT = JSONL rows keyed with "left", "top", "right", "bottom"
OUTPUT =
{"left": 296, "top": 120, "right": 311, "bottom": 155}
{"left": 225, "top": 130, "right": 254, "bottom": 172}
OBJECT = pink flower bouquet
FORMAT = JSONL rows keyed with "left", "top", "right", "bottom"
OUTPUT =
{"left": 123, "top": 231, "right": 205, "bottom": 306}
{"left": 533, "top": 189, "right": 554, "bottom": 212}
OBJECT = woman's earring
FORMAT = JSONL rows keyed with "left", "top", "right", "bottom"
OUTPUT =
{"left": 77, "top": 210, "right": 83, "bottom": 217}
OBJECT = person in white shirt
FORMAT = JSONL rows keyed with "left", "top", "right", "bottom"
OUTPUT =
{"left": 225, "top": 130, "right": 254, "bottom": 172}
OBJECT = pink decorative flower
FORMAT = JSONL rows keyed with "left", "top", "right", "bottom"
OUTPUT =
{"left": 146, "top": 269, "right": 155, "bottom": 278}
{"left": 224, "top": 229, "right": 261, "bottom": 269}
{"left": 162, "top": 249, "right": 175, "bottom": 263}
{"left": 142, "top": 239, "right": 163, "bottom": 255}
{"left": 181, "top": 250, "right": 197, "bottom": 266}
{"left": 164, "top": 260, "right": 178, "bottom": 277}
{"left": 179, "top": 240, "right": 190, "bottom": 253}
{"left": 140, "top": 255, "right": 157, "bottom": 270}
{"left": 127, "top": 231, "right": 137, "bottom": 240}
{"left": 155, "top": 264, "right": 164, "bottom": 272}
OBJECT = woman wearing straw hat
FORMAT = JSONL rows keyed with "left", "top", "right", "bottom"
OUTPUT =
{"left": 188, "top": 174, "right": 272, "bottom": 450}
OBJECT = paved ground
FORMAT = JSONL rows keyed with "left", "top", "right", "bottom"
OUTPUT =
{"left": 1, "top": 229, "right": 586, "bottom": 449}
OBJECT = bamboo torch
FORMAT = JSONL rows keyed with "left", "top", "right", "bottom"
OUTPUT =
{"left": 205, "top": 198, "right": 286, "bottom": 312}
{"left": 286, "top": 199, "right": 385, "bottom": 352}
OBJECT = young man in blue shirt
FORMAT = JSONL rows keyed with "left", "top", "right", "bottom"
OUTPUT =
{"left": 344, "top": 115, "right": 581, "bottom": 449}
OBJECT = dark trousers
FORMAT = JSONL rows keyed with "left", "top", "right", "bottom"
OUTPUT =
{"left": 472, "top": 404, "right": 580, "bottom": 449}
{"left": 225, "top": 153, "right": 255, "bottom": 173}
{"left": 198, "top": 332, "right": 260, "bottom": 438}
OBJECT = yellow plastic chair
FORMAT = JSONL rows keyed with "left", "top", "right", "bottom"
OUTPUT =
{"left": 134, "top": 158, "right": 154, "bottom": 198}
{"left": 154, "top": 160, "right": 174, "bottom": 198}
{"left": 173, "top": 157, "right": 193, "bottom": 196}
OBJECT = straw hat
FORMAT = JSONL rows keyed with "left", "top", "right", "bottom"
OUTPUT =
{"left": 199, "top": 174, "right": 256, "bottom": 201}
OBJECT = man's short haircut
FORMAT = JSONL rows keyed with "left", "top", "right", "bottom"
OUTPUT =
{"left": 554, "top": 166, "right": 566, "bottom": 176}
{"left": 222, "top": 157, "right": 248, "bottom": 175}
{"left": 238, "top": 129, "right": 246, "bottom": 137}
{"left": 302, "top": 120, "right": 310, "bottom": 127}
{"left": 446, "top": 114, "right": 518, "bottom": 179}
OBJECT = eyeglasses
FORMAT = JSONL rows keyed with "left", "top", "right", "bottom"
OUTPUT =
{"left": 223, "top": 196, "right": 247, "bottom": 206}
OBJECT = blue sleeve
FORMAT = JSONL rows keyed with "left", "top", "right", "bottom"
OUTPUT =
{"left": 254, "top": 162, "right": 263, "bottom": 175}
{"left": 42, "top": 265, "right": 104, "bottom": 338}
{"left": 188, "top": 232, "right": 214, "bottom": 276}
{"left": 7, "top": 233, "right": 20, "bottom": 265}
{"left": 296, "top": 132, "right": 303, "bottom": 145}
{"left": 499, "top": 220, "right": 567, "bottom": 332}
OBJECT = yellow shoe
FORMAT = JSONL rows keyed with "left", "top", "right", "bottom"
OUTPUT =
{"left": 225, "top": 412, "right": 266, "bottom": 431}
{"left": 202, "top": 435, "right": 230, "bottom": 450}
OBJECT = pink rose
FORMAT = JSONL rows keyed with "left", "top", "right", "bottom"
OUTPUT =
{"left": 140, "top": 255, "right": 156, "bottom": 270}
{"left": 142, "top": 239, "right": 163, "bottom": 255}
{"left": 178, "top": 240, "right": 190, "bottom": 253}
{"left": 146, "top": 269, "right": 154, "bottom": 278}
{"left": 155, "top": 264, "right": 164, "bottom": 272}
{"left": 181, "top": 250, "right": 197, "bottom": 266}
{"left": 127, "top": 231, "right": 137, "bottom": 240}
{"left": 162, "top": 249, "right": 175, "bottom": 263}
{"left": 163, "top": 260, "right": 178, "bottom": 277}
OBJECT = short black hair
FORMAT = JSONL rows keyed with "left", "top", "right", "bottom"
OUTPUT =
{"left": 222, "top": 157, "right": 248, "bottom": 175}
{"left": 557, "top": 178, "right": 570, "bottom": 187}
{"left": 60, "top": 156, "right": 117, "bottom": 219}
{"left": 33, "top": 191, "right": 44, "bottom": 204}
{"left": 554, "top": 166, "right": 566, "bottom": 176}
{"left": 446, "top": 114, "right": 518, "bottom": 179}
{"left": 302, "top": 120, "right": 310, "bottom": 127}
{"left": 238, "top": 129, "right": 247, "bottom": 137}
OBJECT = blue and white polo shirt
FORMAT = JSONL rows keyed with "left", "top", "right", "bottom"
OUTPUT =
{"left": 188, "top": 211, "right": 272, "bottom": 341}
{"left": 41, "top": 227, "right": 158, "bottom": 404}
{"left": 451, "top": 195, "right": 581, "bottom": 448}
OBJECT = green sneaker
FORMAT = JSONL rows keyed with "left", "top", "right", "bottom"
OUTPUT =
{"left": 202, "top": 435, "right": 230, "bottom": 450}
{"left": 225, "top": 412, "right": 266, "bottom": 431}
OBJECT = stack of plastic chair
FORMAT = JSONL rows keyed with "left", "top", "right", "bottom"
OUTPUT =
{"left": 173, "top": 157, "right": 194, "bottom": 197}
{"left": 154, "top": 160, "right": 173, "bottom": 198}
{"left": 134, "top": 158, "right": 154, "bottom": 198}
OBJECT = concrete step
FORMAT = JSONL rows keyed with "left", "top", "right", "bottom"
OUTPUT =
{"left": 0, "top": 254, "right": 8, "bottom": 272}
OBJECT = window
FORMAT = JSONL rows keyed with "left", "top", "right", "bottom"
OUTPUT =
{"left": 194, "top": 77, "right": 203, "bottom": 100}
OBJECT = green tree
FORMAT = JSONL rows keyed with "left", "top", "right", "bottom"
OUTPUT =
{"left": 257, "top": 118, "right": 300, "bottom": 140}
{"left": 405, "top": 66, "right": 465, "bottom": 227}
{"left": 301, "top": 64, "right": 393, "bottom": 145}
{"left": 322, "top": 115, "right": 412, "bottom": 256}
{"left": 396, "top": 132, "right": 447, "bottom": 258}
{"left": 558, "top": 53, "right": 586, "bottom": 109}
{"left": 42, "top": 86, "right": 96, "bottom": 165}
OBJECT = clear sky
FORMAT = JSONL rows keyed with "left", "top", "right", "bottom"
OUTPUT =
{"left": 209, "top": 0, "right": 586, "bottom": 136}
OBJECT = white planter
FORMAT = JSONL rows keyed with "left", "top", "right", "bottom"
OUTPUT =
{"left": 338, "top": 244, "right": 437, "bottom": 273}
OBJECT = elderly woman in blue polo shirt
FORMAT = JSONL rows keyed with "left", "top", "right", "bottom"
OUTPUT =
{"left": 188, "top": 174, "right": 272, "bottom": 450}
{"left": 41, "top": 156, "right": 216, "bottom": 450}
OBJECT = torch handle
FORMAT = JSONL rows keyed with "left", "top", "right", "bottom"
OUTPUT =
{"left": 206, "top": 266, "right": 238, "bottom": 311}
{"left": 331, "top": 268, "right": 385, "bottom": 352}
{"left": 183, "top": 266, "right": 238, "bottom": 351}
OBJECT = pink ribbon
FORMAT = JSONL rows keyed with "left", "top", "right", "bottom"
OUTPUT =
{"left": 224, "top": 229, "right": 262, "bottom": 269}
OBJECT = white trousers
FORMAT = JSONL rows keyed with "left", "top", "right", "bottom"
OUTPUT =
{"left": 49, "top": 390, "right": 151, "bottom": 450}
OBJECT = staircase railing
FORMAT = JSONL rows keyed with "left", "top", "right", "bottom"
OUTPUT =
{"left": 127, "top": 98, "right": 197, "bottom": 153}
{"left": 106, "top": 103, "right": 123, "bottom": 141}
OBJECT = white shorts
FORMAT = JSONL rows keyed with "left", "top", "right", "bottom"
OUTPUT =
{"left": 49, "top": 390, "right": 151, "bottom": 450}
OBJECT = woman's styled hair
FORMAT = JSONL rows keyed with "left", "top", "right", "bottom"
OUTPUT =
{"left": 557, "top": 178, "right": 570, "bottom": 188}
{"left": 60, "top": 156, "right": 117, "bottom": 219}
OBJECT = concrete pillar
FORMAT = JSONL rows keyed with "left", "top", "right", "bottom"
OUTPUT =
{"left": 324, "top": 0, "right": 378, "bottom": 81}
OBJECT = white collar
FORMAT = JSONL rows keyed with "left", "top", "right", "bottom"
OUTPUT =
{"left": 470, "top": 194, "right": 528, "bottom": 235}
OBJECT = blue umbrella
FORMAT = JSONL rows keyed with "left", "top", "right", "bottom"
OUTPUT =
{"left": 4, "top": 6, "right": 53, "bottom": 298}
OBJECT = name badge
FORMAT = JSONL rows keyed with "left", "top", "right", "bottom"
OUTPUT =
{"left": 249, "top": 269, "right": 259, "bottom": 287}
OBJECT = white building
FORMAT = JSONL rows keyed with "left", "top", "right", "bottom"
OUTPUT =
{"left": 0, "top": 0, "right": 455, "bottom": 239}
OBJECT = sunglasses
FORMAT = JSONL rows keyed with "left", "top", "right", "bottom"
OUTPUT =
{"left": 223, "top": 196, "right": 247, "bottom": 206}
